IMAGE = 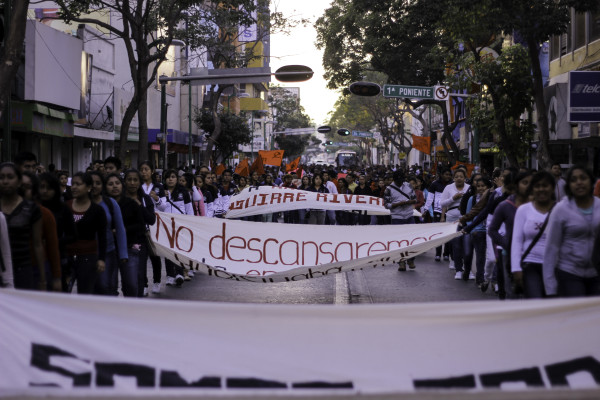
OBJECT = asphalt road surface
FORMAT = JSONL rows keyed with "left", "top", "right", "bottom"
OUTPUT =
{"left": 149, "top": 247, "right": 496, "bottom": 304}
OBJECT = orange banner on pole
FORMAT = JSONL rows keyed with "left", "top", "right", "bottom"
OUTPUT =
{"left": 411, "top": 135, "right": 431, "bottom": 155}
{"left": 259, "top": 150, "right": 285, "bottom": 166}
{"left": 215, "top": 163, "right": 226, "bottom": 176}
{"left": 250, "top": 154, "right": 265, "bottom": 175}
{"left": 286, "top": 156, "right": 300, "bottom": 172}
{"left": 452, "top": 161, "right": 476, "bottom": 177}
{"left": 234, "top": 158, "right": 249, "bottom": 177}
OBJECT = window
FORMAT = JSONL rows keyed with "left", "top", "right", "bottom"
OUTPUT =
{"left": 590, "top": 10, "right": 600, "bottom": 42}
{"left": 575, "top": 12, "right": 586, "bottom": 49}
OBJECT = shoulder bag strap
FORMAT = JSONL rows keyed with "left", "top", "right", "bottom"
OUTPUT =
{"left": 388, "top": 184, "right": 411, "bottom": 200}
{"left": 520, "top": 205, "right": 554, "bottom": 264}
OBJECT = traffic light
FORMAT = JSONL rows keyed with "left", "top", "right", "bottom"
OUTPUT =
{"left": 337, "top": 128, "right": 351, "bottom": 136}
{"left": 325, "top": 140, "right": 333, "bottom": 145}
{"left": 349, "top": 81, "right": 381, "bottom": 97}
{"left": 317, "top": 125, "right": 332, "bottom": 133}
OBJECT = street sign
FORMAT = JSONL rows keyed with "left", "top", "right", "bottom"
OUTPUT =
{"left": 352, "top": 131, "right": 373, "bottom": 138}
{"left": 383, "top": 84, "right": 434, "bottom": 99}
{"left": 569, "top": 71, "right": 600, "bottom": 122}
{"left": 433, "top": 85, "right": 450, "bottom": 101}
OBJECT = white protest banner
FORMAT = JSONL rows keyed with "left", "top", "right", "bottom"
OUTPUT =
{"left": 226, "top": 186, "right": 392, "bottom": 218}
{"left": 1, "top": 290, "right": 600, "bottom": 397}
{"left": 149, "top": 212, "right": 459, "bottom": 283}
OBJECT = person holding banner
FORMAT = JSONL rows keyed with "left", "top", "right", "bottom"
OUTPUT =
{"left": 214, "top": 170, "right": 237, "bottom": 218}
{"left": 139, "top": 162, "right": 168, "bottom": 294}
{"left": 307, "top": 174, "right": 329, "bottom": 225}
{"left": 440, "top": 169, "right": 469, "bottom": 280}
{"left": 421, "top": 168, "right": 452, "bottom": 262}
{"left": 297, "top": 175, "right": 312, "bottom": 224}
{"left": 384, "top": 170, "right": 418, "bottom": 271}
{"left": 163, "top": 169, "right": 194, "bottom": 286}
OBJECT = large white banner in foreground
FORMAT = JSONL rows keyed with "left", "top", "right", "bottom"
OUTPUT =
{"left": 1, "top": 290, "right": 599, "bottom": 396}
{"left": 225, "top": 186, "right": 392, "bottom": 218}
{"left": 149, "top": 212, "right": 460, "bottom": 282}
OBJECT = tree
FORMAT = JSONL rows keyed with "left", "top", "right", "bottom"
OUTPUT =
{"left": 184, "top": 2, "right": 307, "bottom": 166}
{"left": 441, "top": 0, "right": 598, "bottom": 168}
{"left": 316, "top": 0, "right": 461, "bottom": 163}
{"left": 0, "top": 0, "right": 30, "bottom": 125}
{"left": 196, "top": 109, "right": 251, "bottom": 162}
{"left": 269, "top": 86, "right": 313, "bottom": 159}
{"left": 498, "top": 0, "right": 598, "bottom": 169}
{"left": 450, "top": 45, "right": 534, "bottom": 167}
{"left": 56, "top": 0, "right": 196, "bottom": 163}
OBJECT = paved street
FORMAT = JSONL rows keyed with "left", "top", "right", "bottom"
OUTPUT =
{"left": 150, "top": 247, "right": 495, "bottom": 304}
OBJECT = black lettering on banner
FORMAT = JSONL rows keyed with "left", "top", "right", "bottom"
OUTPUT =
{"left": 546, "top": 357, "right": 600, "bottom": 387}
{"left": 292, "top": 381, "right": 354, "bottom": 389}
{"left": 480, "top": 367, "right": 544, "bottom": 388}
{"left": 95, "top": 363, "right": 155, "bottom": 387}
{"left": 30, "top": 343, "right": 92, "bottom": 387}
{"left": 414, "top": 375, "right": 476, "bottom": 389}
{"left": 227, "top": 377, "right": 287, "bottom": 388}
{"left": 160, "top": 371, "right": 221, "bottom": 388}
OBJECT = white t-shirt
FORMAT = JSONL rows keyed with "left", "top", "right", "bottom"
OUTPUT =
{"left": 511, "top": 202, "right": 550, "bottom": 271}
{"left": 440, "top": 183, "right": 469, "bottom": 222}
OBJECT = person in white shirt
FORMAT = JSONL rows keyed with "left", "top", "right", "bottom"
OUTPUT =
{"left": 511, "top": 171, "right": 556, "bottom": 298}
{"left": 440, "top": 168, "right": 470, "bottom": 280}
{"left": 322, "top": 171, "right": 338, "bottom": 225}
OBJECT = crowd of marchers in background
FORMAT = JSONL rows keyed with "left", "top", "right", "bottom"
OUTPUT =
{"left": 0, "top": 153, "right": 598, "bottom": 301}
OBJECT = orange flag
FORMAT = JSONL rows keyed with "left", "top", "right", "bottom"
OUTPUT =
{"left": 259, "top": 150, "right": 285, "bottom": 166}
{"left": 452, "top": 161, "right": 476, "bottom": 177}
{"left": 411, "top": 134, "right": 431, "bottom": 155}
{"left": 286, "top": 156, "right": 300, "bottom": 172}
{"left": 234, "top": 158, "right": 250, "bottom": 177}
{"left": 250, "top": 154, "right": 265, "bottom": 175}
{"left": 215, "top": 163, "right": 226, "bottom": 176}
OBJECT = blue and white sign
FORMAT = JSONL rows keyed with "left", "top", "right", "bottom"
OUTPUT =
{"left": 568, "top": 71, "right": 600, "bottom": 122}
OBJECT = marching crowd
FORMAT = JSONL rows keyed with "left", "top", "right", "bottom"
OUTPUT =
{"left": 0, "top": 151, "right": 599, "bottom": 301}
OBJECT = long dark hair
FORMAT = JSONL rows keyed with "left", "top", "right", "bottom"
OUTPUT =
{"left": 39, "top": 172, "right": 62, "bottom": 210}
{"left": 124, "top": 168, "right": 145, "bottom": 200}
{"left": 564, "top": 165, "right": 595, "bottom": 199}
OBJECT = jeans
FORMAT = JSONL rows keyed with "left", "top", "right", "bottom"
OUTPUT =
{"left": 433, "top": 212, "right": 451, "bottom": 258}
{"left": 450, "top": 235, "right": 464, "bottom": 272}
{"left": 73, "top": 254, "right": 99, "bottom": 294}
{"left": 298, "top": 209, "right": 308, "bottom": 224}
{"left": 119, "top": 247, "right": 139, "bottom": 297}
{"left": 326, "top": 209, "right": 337, "bottom": 225}
{"left": 308, "top": 210, "right": 326, "bottom": 225}
{"left": 165, "top": 258, "right": 183, "bottom": 278}
{"left": 471, "top": 231, "right": 487, "bottom": 284}
{"left": 141, "top": 234, "right": 162, "bottom": 286}
{"left": 556, "top": 269, "right": 600, "bottom": 297}
{"left": 462, "top": 233, "right": 473, "bottom": 274}
{"left": 521, "top": 262, "right": 545, "bottom": 298}
{"left": 95, "top": 250, "right": 118, "bottom": 295}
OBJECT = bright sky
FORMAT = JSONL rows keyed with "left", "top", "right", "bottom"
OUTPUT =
{"left": 270, "top": 0, "right": 339, "bottom": 126}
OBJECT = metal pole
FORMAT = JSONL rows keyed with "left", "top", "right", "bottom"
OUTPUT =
{"left": 251, "top": 113, "right": 254, "bottom": 160}
{"left": 188, "top": 82, "right": 192, "bottom": 168}
{"left": 160, "top": 82, "right": 166, "bottom": 170}
{"left": 3, "top": 0, "right": 12, "bottom": 162}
